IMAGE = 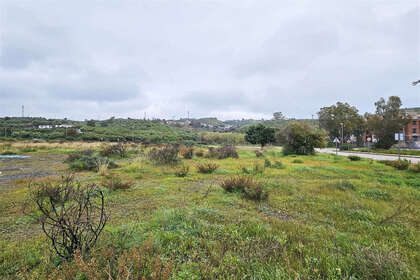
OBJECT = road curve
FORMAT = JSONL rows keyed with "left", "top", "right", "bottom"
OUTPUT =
{"left": 316, "top": 148, "right": 420, "bottom": 163}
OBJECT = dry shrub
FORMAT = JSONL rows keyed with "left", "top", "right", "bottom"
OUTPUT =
{"left": 180, "top": 146, "right": 194, "bottom": 159}
{"left": 195, "top": 149, "right": 204, "bottom": 157}
{"left": 197, "top": 162, "right": 219, "bottom": 174}
{"left": 381, "top": 159, "right": 410, "bottom": 170}
{"left": 351, "top": 244, "right": 409, "bottom": 279}
{"left": 216, "top": 145, "right": 238, "bottom": 159}
{"left": 255, "top": 150, "right": 264, "bottom": 157}
{"left": 26, "top": 174, "right": 108, "bottom": 259}
{"left": 65, "top": 149, "right": 94, "bottom": 163}
{"left": 174, "top": 165, "right": 189, "bottom": 177}
{"left": 147, "top": 145, "right": 179, "bottom": 165}
{"left": 206, "top": 145, "right": 238, "bottom": 159}
{"left": 101, "top": 174, "right": 134, "bottom": 190}
{"left": 408, "top": 162, "right": 420, "bottom": 173}
{"left": 50, "top": 237, "right": 173, "bottom": 280}
{"left": 100, "top": 143, "right": 127, "bottom": 158}
{"left": 220, "top": 176, "right": 268, "bottom": 201}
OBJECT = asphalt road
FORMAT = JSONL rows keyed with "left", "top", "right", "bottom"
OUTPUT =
{"left": 316, "top": 148, "right": 420, "bottom": 163}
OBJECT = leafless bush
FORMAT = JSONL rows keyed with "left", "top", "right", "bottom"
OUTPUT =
{"left": 26, "top": 174, "right": 108, "bottom": 259}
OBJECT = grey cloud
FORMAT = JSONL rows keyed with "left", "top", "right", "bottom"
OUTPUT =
{"left": 0, "top": 0, "right": 418, "bottom": 120}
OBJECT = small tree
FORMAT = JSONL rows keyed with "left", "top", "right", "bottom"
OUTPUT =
{"left": 26, "top": 175, "right": 108, "bottom": 259}
{"left": 281, "top": 122, "right": 326, "bottom": 155}
{"left": 366, "top": 96, "right": 409, "bottom": 149}
{"left": 245, "top": 124, "right": 275, "bottom": 148}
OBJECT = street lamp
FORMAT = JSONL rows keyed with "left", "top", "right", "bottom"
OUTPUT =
{"left": 340, "top": 122, "right": 344, "bottom": 147}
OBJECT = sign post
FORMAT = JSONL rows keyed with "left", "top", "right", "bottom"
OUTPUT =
{"left": 395, "top": 132, "right": 404, "bottom": 161}
{"left": 333, "top": 137, "right": 340, "bottom": 155}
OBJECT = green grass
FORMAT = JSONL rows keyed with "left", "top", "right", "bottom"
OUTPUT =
{"left": 0, "top": 144, "right": 419, "bottom": 279}
{"left": 358, "top": 148, "right": 420, "bottom": 157}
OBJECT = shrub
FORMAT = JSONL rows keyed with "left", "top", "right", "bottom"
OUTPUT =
{"left": 100, "top": 143, "right": 127, "bottom": 158}
{"left": 206, "top": 145, "right": 238, "bottom": 159}
{"left": 348, "top": 155, "right": 361, "bottom": 161}
{"left": 409, "top": 162, "right": 420, "bottom": 173}
{"left": 197, "top": 162, "right": 219, "bottom": 174}
{"left": 264, "top": 159, "right": 271, "bottom": 167}
{"left": 0, "top": 150, "right": 17, "bottom": 155}
{"left": 272, "top": 161, "right": 285, "bottom": 169}
{"left": 26, "top": 175, "right": 108, "bottom": 259}
{"left": 174, "top": 165, "right": 189, "bottom": 177}
{"left": 180, "top": 146, "right": 194, "bottom": 159}
{"left": 101, "top": 174, "right": 134, "bottom": 190}
{"left": 292, "top": 159, "right": 304, "bottom": 164}
{"left": 220, "top": 176, "right": 268, "bottom": 201}
{"left": 65, "top": 149, "right": 94, "bottom": 163}
{"left": 382, "top": 159, "right": 410, "bottom": 170}
{"left": 195, "top": 149, "right": 204, "bottom": 157}
{"left": 69, "top": 156, "right": 118, "bottom": 171}
{"left": 216, "top": 145, "right": 238, "bottom": 159}
{"left": 147, "top": 145, "right": 179, "bottom": 165}
{"left": 255, "top": 150, "right": 264, "bottom": 157}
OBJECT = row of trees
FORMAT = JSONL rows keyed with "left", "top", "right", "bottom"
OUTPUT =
{"left": 245, "top": 96, "right": 409, "bottom": 153}
{"left": 318, "top": 96, "right": 410, "bottom": 149}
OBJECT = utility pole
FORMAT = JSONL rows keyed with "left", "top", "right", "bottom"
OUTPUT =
{"left": 21, "top": 105, "right": 24, "bottom": 118}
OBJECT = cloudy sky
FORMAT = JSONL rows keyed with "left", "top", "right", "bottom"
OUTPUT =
{"left": 1, "top": 0, "right": 419, "bottom": 120}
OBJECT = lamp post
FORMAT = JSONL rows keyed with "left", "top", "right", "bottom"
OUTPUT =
{"left": 340, "top": 122, "right": 344, "bottom": 149}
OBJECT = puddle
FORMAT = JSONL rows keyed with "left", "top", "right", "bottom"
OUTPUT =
{"left": 0, "top": 155, "right": 31, "bottom": 159}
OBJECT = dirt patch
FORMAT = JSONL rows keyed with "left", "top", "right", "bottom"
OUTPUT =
{"left": 0, "top": 154, "right": 67, "bottom": 189}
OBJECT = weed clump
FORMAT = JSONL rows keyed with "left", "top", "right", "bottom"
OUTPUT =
{"left": 241, "top": 162, "right": 265, "bottom": 175}
{"left": 220, "top": 176, "right": 268, "bottom": 201}
{"left": 348, "top": 155, "right": 361, "bottom": 161}
{"left": 361, "top": 189, "right": 391, "bottom": 201}
{"left": 100, "top": 143, "right": 127, "bottom": 158}
{"left": 147, "top": 145, "right": 179, "bottom": 165}
{"left": 292, "top": 159, "right": 304, "bottom": 164}
{"left": 408, "top": 162, "right": 420, "bottom": 173}
{"left": 101, "top": 174, "right": 134, "bottom": 190}
{"left": 255, "top": 150, "right": 264, "bottom": 157}
{"left": 381, "top": 159, "right": 410, "bottom": 170}
{"left": 272, "top": 161, "right": 285, "bottom": 169}
{"left": 334, "top": 180, "right": 356, "bottom": 191}
{"left": 174, "top": 165, "right": 189, "bottom": 177}
{"left": 195, "top": 149, "right": 204, "bottom": 157}
{"left": 197, "top": 162, "right": 219, "bottom": 174}
{"left": 180, "top": 146, "right": 194, "bottom": 159}
{"left": 264, "top": 159, "right": 271, "bottom": 167}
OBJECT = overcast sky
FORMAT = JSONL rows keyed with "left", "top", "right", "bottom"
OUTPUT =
{"left": 1, "top": 0, "right": 419, "bottom": 120}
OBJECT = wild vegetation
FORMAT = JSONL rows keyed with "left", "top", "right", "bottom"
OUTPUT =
{"left": 0, "top": 142, "right": 419, "bottom": 279}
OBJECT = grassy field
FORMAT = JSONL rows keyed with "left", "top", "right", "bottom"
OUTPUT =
{"left": 0, "top": 142, "right": 419, "bottom": 279}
